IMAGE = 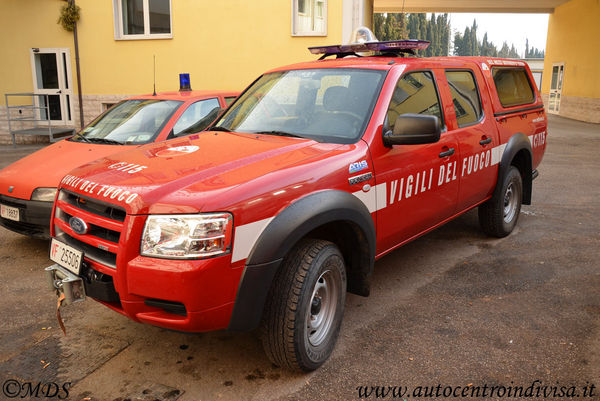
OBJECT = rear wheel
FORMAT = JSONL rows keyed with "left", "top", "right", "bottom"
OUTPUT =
{"left": 260, "top": 239, "right": 346, "bottom": 371}
{"left": 479, "top": 166, "right": 523, "bottom": 237}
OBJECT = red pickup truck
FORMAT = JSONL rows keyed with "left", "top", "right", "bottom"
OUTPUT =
{"left": 46, "top": 39, "right": 546, "bottom": 371}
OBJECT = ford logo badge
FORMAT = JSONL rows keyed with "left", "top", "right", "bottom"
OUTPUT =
{"left": 69, "top": 216, "right": 89, "bottom": 235}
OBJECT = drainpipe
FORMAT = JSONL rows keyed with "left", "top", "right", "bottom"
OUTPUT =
{"left": 71, "top": 0, "right": 84, "bottom": 130}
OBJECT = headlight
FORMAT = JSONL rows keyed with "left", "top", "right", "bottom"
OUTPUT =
{"left": 31, "top": 187, "right": 57, "bottom": 202}
{"left": 141, "top": 213, "right": 233, "bottom": 259}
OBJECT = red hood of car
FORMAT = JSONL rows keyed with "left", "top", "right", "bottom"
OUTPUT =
{"left": 60, "top": 132, "right": 345, "bottom": 215}
{"left": 0, "top": 140, "right": 132, "bottom": 200}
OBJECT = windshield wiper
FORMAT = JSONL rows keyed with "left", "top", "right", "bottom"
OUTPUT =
{"left": 210, "top": 126, "right": 232, "bottom": 132}
{"left": 86, "top": 137, "right": 124, "bottom": 145}
{"left": 72, "top": 133, "right": 92, "bottom": 143}
{"left": 254, "top": 130, "right": 304, "bottom": 138}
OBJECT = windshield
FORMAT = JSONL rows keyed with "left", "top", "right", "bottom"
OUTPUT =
{"left": 214, "top": 68, "right": 386, "bottom": 143}
{"left": 71, "top": 99, "right": 183, "bottom": 145}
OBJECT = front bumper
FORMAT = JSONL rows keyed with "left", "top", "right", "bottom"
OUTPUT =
{"left": 114, "top": 254, "right": 245, "bottom": 332}
{"left": 0, "top": 194, "right": 52, "bottom": 239}
{"left": 50, "top": 210, "right": 246, "bottom": 333}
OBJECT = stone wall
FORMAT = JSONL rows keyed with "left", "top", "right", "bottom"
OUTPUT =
{"left": 71, "top": 94, "right": 130, "bottom": 130}
{"left": 541, "top": 93, "right": 600, "bottom": 124}
{"left": 558, "top": 96, "right": 600, "bottom": 124}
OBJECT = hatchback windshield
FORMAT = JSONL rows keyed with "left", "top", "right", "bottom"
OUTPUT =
{"left": 72, "top": 99, "right": 182, "bottom": 145}
{"left": 214, "top": 68, "right": 386, "bottom": 143}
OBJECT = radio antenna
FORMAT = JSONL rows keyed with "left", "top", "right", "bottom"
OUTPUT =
{"left": 152, "top": 55, "right": 156, "bottom": 96}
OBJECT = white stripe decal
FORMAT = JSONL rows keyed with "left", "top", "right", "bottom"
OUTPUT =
{"left": 353, "top": 183, "right": 387, "bottom": 213}
{"left": 233, "top": 143, "right": 511, "bottom": 262}
{"left": 352, "top": 187, "right": 377, "bottom": 213}
{"left": 375, "top": 183, "right": 387, "bottom": 211}
{"left": 491, "top": 143, "right": 506, "bottom": 166}
{"left": 231, "top": 217, "right": 274, "bottom": 262}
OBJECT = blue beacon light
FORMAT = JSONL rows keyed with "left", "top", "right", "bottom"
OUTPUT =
{"left": 179, "top": 73, "right": 191, "bottom": 91}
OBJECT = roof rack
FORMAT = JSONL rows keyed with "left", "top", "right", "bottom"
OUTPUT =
{"left": 308, "top": 40, "right": 430, "bottom": 60}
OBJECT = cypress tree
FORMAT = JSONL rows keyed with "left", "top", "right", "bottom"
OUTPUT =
{"left": 374, "top": 13, "right": 385, "bottom": 41}
{"left": 470, "top": 19, "right": 479, "bottom": 56}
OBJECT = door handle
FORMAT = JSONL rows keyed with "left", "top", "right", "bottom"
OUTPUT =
{"left": 479, "top": 137, "right": 492, "bottom": 145}
{"left": 439, "top": 147, "right": 455, "bottom": 158}
{"left": 57, "top": 90, "right": 62, "bottom": 94}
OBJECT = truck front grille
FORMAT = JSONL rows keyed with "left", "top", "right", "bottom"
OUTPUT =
{"left": 54, "top": 190, "right": 125, "bottom": 269}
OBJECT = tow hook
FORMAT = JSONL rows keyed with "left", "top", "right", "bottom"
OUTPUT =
{"left": 45, "top": 264, "right": 86, "bottom": 304}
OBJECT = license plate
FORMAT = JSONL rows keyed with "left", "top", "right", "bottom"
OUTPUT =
{"left": 0, "top": 204, "right": 19, "bottom": 221}
{"left": 50, "top": 238, "right": 84, "bottom": 275}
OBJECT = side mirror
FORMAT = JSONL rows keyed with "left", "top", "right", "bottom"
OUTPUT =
{"left": 383, "top": 114, "right": 441, "bottom": 146}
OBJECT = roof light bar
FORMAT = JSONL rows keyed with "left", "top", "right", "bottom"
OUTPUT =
{"left": 308, "top": 40, "right": 430, "bottom": 55}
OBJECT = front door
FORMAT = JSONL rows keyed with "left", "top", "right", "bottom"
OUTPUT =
{"left": 372, "top": 69, "right": 460, "bottom": 254}
{"left": 30, "top": 48, "right": 74, "bottom": 125}
{"left": 548, "top": 63, "right": 564, "bottom": 114}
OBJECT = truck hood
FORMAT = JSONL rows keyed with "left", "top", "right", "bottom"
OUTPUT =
{"left": 60, "top": 132, "right": 340, "bottom": 214}
{"left": 0, "top": 140, "right": 130, "bottom": 200}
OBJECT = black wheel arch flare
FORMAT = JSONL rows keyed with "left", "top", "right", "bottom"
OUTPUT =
{"left": 227, "top": 190, "right": 376, "bottom": 331}
{"left": 496, "top": 132, "right": 533, "bottom": 205}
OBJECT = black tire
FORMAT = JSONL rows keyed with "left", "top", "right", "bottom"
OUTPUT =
{"left": 479, "top": 166, "right": 523, "bottom": 237}
{"left": 260, "top": 239, "right": 347, "bottom": 371}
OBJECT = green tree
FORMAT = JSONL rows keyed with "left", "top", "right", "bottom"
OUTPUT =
{"left": 439, "top": 14, "right": 450, "bottom": 56}
{"left": 384, "top": 13, "right": 398, "bottom": 40}
{"left": 374, "top": 13, "right": 385, "bottom": 40}
{"left": 407, "top": 13, "right": 420, "bottom": 40}
{"left": 396, "top": 13, "right": 409, "bottom": 39}
{"left": 373, "top": 12, "right": 450, "bottom": 57}
{"left": 498, "top": 41, "right": 510, "bottom": 57}
{"left": 470, "top": 19, "right": 479, "bottom": 56}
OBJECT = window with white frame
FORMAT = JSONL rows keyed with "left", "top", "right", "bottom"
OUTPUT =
{"left": 292, "top": 0, "right": 327, "bottom": 36}
{"left": 114, "top": 0, "right": 172, "bottom": 40}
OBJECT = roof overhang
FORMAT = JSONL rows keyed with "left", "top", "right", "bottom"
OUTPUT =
{"left": 374, "top": 0, "right": 570, "bottom": 13}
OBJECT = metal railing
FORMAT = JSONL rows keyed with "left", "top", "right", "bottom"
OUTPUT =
{"left": 4, "top": 93, "right": 74, "bottom": 147}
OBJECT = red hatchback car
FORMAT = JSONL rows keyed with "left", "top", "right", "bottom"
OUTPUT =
{"left": 0, "top": 90, "right": 238, "bottom": 239}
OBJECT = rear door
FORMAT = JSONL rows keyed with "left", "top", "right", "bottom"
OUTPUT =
{"left": 490, "top": 64, "right": 547, "bottom": 170}
{"left": 441, "top": 67, "right": 500, "bottom": 211}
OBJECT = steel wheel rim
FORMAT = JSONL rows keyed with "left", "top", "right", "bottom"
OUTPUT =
{"left": 503, "top": 182, "right": 517, "bottom": 223}
{"left": 306, "top": 269, "right": 339, "bottom": 347}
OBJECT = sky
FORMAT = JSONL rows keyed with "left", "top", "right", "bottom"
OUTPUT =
{"left": 449, "top": 13, "right": 550, "bottom": 57}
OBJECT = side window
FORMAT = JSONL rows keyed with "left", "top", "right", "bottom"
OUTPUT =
{"left": 224, "top": 96, "right": 237, "bottom": 106}
{"left": 445, "top": 70, "right": 482, "bottom": 127}
{"left": 172, "top": 98, "right": 221, "bottom": 136}
{"left": 114, "top": 0, "right": 172, "bottom": 40}
{"left": 292, "top": 0, "right": 327, "bottom": 36}
{"left": 386, "top": 71, "right": 443, "bottom": 130}
{"left": 492, "top": 67, "right": 535, "bottom": 107}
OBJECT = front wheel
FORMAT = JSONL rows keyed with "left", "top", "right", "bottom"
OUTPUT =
{"left": 260, "top": 239, "right": 347, "bottom": 371}
{"left": 479, "top": 166, "right": 523, "bottom": 237}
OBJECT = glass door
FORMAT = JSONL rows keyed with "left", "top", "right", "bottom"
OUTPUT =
{"left": 30, "top": 48, "right": 74, "bottom": 125}
{"left": 548, "top": 63, "right": 564, "bottom": 114}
